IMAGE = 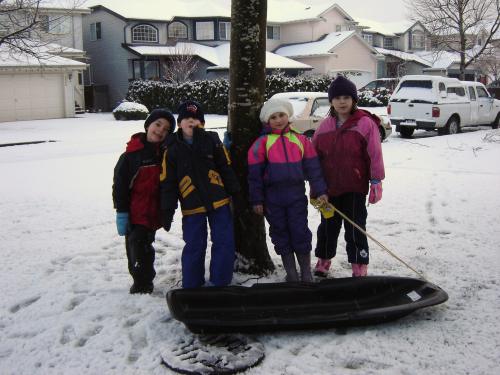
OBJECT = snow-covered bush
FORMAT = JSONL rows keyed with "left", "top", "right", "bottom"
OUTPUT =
{"left": 357, "top": 88, "right": 392, "bottom": 107}
{"left": 125, "top": 74, "right": 331, "bottom": 115}
{"left": 112, "top": 101, "right": 149, "bottom": 120}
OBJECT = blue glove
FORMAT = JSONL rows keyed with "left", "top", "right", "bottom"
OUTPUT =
{"left": 116, "top": 212, "right": 129, "bottom": 236}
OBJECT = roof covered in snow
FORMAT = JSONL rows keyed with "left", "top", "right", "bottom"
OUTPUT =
{"left": 0, "top": 43, "right": 86, "bottom": 69}
{"left": 84, "top": 0, "right": 348, "bottom": 24}
{"left": 356, "top": 18, "right": 414, "bottom": 36}
{"left": 128, "top": 42, "right": 312, "bottom": 70}
{"left": 275, "top": 31, "right": 372, "bottom": 58}
{"left": 375, "top": 47, "right": 431, "bottom": 67}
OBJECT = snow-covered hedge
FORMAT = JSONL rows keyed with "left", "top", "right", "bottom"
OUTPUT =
{"left": 112, "top": 101, "right": 149, "bottom": 120}
{"left": 126, "top": 75, "right": 331, "bottom": 114}
{"left": 357, "top": 88, "right": 392, "bottom": 107}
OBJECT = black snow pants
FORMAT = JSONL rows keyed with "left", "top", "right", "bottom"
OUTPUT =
{"left": 125, "top": 225, "right": 156, "bottom": 286}
{"left": 315, "top": 192, "right": 369, "bottom": 264}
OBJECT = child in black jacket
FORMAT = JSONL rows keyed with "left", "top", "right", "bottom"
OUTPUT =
{"left": 160, "top": 101, "right": 240, "bottom": 288}
{"left": 113, "top": 109, "right": 175, "bottom": 294}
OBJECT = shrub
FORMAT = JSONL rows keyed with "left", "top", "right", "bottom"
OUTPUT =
{"left": 112, "top": 101, "right": 149, "bottom": 120}
{"left": 125, "top": 74, "right": 332, "bottom": 115}
{"left": 357, "top": 88, "right": 391, "bottom": 107}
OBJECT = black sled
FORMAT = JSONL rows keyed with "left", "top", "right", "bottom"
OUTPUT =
{"left": 166, "top": 276, "right": 448, "bottom": 334}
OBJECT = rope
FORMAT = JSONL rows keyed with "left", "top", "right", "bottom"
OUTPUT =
{"left": 311, "top": 199, "right": 427, "bottom": 280}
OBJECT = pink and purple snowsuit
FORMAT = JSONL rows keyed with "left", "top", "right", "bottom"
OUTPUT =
{"left": 248, "top": 125, "right": 327, "bottom": 255}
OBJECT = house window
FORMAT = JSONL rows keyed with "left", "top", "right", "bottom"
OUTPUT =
{"left": 362, "top": 33, "right": 373, "bottom": 45}
{"left": 168, "top": 21, "right": 188, "bottom": 39}
{"left": 90, "top": 22, "right": 101, "bottom": 41}
{"left": 383, "top": 37, "right": 394, "bottom": 49}
{"left": 40, "top": 15, "right": 71, "bottom": 34}
{"left": 195, "top": 21, "right": 214, "bottom": 40}
{"left": 267, "top": 25, "right": 280, "bottom": 40}
{"left": 219, "top": 21, "right": 231, "bottom": 40}
{"left": 412, "top": 32, "right": 425, "bottom": 49}
{"left": 335, "top": 25, "right": 342, "bottom": 32}
{"left": 132, "top": 60, "right": 160, "bottom": 80}
{"left": 132, "top": 24, "right": 158, "bottom": 43}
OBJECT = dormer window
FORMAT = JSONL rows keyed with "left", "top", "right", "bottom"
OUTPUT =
{"left": 411, "top": 31, "right": 425, "bottom": 49}
{"left": 132, "top": 24, "right": 158, "bottom": 43}
{"left": 168, "top": 21, "right": 188, "bottom": 39}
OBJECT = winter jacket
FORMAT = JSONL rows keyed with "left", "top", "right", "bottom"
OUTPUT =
{"left": 160, "top": 127, "right": 240, "bottom": 225}
{"left": 312, "top": 109, "right": 385, "bottom": 197}
{"left": 247, "top": 125, "right": 327, "bottom": 205}
{"left": 112, "top": 133, "right": 163, "bottom": 230}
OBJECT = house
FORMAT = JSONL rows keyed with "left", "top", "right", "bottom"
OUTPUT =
{"left": 0, "top": 46, "right": 86, "bottom": 122}
{"left": 0, "top": 3, "right": 90, "bottom": 122}
{"left": 83, "top": 1, "right": 314, "bottom": 109}
{"left": 274, "top": 31, "right": 381, "bottom": 88}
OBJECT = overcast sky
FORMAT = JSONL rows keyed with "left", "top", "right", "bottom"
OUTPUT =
{"left": 330, "top": 0, "right": 409, "bottom": 23}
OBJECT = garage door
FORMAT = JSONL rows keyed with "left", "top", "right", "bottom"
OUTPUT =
{"left": 0, "top": 73, "right": 65, "bottom": 122}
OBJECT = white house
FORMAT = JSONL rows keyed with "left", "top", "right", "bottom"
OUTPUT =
{"left": 0, "top": 46, "right": 86, "bottom": 122}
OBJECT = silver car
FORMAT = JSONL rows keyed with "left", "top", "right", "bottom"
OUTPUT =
{"left": 271, "top": 91, "right": 392, "bottom": 141}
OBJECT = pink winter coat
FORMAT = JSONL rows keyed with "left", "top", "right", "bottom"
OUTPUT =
{"left": 312, "top": 109, "right": 385, "bottom": 197}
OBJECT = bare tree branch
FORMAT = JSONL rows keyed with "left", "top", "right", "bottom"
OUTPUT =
{"left": 161, "top": 43, "right": 199, "bottom": 85}
{"left": 0, "top": 0, "right": 85, "bottom": 59}
{"left": 405, "top": 0, "right": 500, "bottom": 79}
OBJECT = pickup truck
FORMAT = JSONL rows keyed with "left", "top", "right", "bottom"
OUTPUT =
{"left": 388, "top": 75, "right": 500, "bottom": 138}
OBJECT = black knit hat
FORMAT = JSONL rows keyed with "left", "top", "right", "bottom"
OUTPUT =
{"left": 144, "top": 108, "right": 176, "bottom": 133}
{"left": 177, "top": 100, "right": 205, "bottom": 124}
{"left": 328, "top": 75, "right": 358, "bottom": 102}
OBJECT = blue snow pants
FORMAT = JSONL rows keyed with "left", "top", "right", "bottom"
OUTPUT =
{"left": 181, "top": 204, "right": 235, "bottom": 288}
{"left": 265, "top": 195, "right": 312, "bottom": 255}
{"left": 315, "top": 192, "right": 369, "bottom": 264}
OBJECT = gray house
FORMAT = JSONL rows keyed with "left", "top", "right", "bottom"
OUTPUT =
{"left": 83, "top": 5, "right": 311, "bottom": 110}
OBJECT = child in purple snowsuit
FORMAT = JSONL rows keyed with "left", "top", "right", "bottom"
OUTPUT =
{"left": 248, "top": 98, "right": 328, "bottom": 282}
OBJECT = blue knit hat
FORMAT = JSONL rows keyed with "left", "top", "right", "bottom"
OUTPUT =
{"left": 144, "top": 108, "right": 176, "bottom": 133}
{"left": 328, "top": 75, "right": 358, "bottom": 102}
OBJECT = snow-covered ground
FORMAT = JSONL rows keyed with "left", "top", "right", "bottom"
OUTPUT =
{"left": 0, "top": 113, "right": 499, "bottom": 375}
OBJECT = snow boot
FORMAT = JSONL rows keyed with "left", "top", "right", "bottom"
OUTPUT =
{"left": 296, "top": 252, "right": 313, "bottom": 282}
{"left": 281, "top": 253, "right": 299, "bottom": 282}
{"left": 314, "top": 258, "right": 331, "bottom": 277}
{"left": 130, "top": 282, "right": 154, "bottom": 294}
{"left": 351, "top": 263, "right": 368, "bottom": 277}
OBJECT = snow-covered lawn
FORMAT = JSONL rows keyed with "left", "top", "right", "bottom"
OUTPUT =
{"left": 0, "top": 113, "right": 499, "bottom": 375}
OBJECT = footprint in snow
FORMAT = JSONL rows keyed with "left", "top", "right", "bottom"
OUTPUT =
{"left": 9, "top": 296, "right": 41, "bottom": 313}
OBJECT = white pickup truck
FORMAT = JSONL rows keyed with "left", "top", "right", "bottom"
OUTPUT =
{"left": 388, "top": 75, "right": 500, "bottom": 138}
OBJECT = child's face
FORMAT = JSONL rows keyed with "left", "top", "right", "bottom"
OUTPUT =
{"left": 146, "top": 118, "right": 171, "bottom": 143}
{"left": 268, "top": 112, "right": 289, "bottom": 130}
{"left": 331, "top": 95, "right": 354, "bottom": 117}
{"left": 179, "top": 117, "right": 202, "bottom": 138}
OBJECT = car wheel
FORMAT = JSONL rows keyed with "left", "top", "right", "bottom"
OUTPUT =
{"left": 399, "top": 127, "right": 414, "bottom": 138}
{"left": 303, "top": 130, "right": 315, "bottom": 138}
{"left": 444, "top": 116, "right": 460, "bottom": 135}
{"left": 492, "top": 114, "right": 500, "bottom": 129}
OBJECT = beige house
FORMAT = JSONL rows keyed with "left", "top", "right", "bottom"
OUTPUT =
{"left": 267, "top": 3, "right": 382, "bottom": 87}
{"left": 0, "top": 5, "right": 90, "bottom": 121}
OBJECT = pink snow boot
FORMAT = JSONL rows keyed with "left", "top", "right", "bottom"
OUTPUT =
{"left": 351, "top": 263, "right": 368, "bottom": 277}
{"left": 314, "top": 258, "right": 331, "bottom": 277}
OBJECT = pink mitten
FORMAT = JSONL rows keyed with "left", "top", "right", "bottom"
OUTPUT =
{"left": 368, "top": 182, "right": 383, "bottom": 204}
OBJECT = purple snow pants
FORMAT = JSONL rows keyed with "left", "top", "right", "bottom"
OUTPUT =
{"left": 265, "top": 195, "right": 312, "bottom": 255}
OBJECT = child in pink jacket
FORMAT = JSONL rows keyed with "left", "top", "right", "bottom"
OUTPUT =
{"left": 312, "top": 75, "right": 385, "bottom": 277}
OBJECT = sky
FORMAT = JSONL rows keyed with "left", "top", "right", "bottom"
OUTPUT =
{"left": 333, "top": 0, "right": 408, "bottom": 22}
{"left": 0, "top": 112, "right": 499, "bottom": 374}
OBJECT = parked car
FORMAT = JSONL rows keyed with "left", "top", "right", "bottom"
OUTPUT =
{"left": 270, "top": 92, "right": 392, "bottom": 141}
{"left": 359, "top": 78, "right": 400, "bottom": 93}
{"left": 388, "top": 75, "right": 500, "bottom": 138}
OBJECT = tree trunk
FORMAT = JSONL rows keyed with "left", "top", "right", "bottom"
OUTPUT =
{"left": 229, "top": 0, "right": 274, "bottom": 275}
